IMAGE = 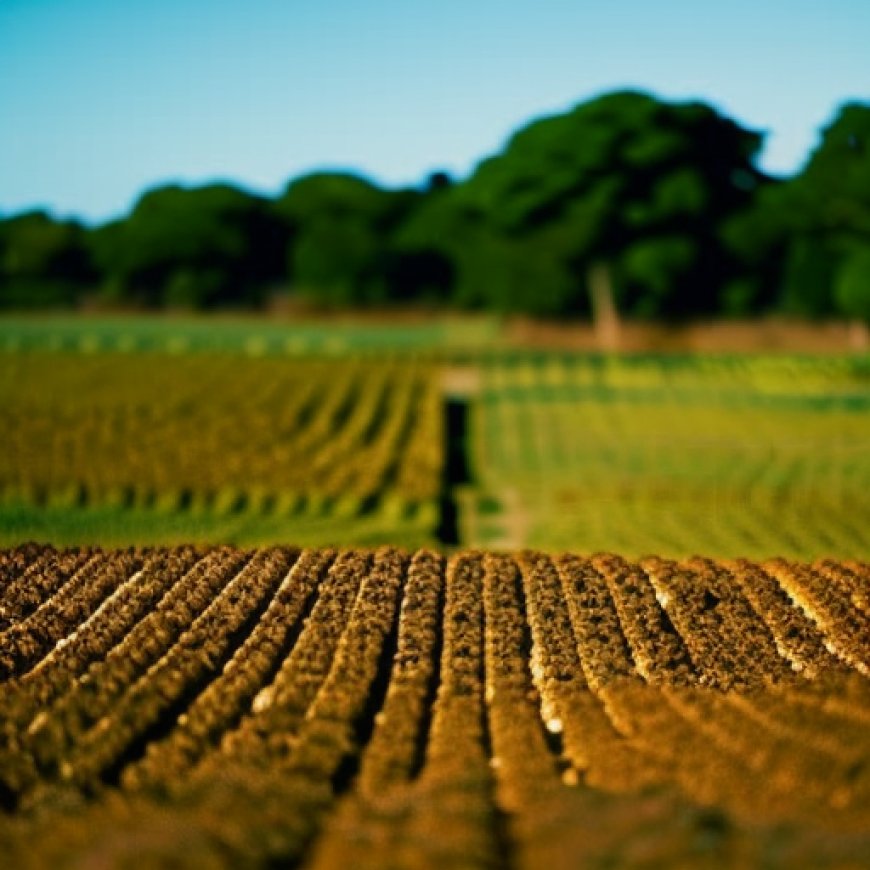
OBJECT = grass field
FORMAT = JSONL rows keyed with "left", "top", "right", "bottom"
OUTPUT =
{"left": 0, "top": 544, "right": 867, "bottom": 867}
{"left": 465, "top": 355, "right": 870, "bottom": 557}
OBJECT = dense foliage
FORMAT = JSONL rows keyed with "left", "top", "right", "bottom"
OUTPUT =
{"left": 1, "top": 90, "right": 868, "bottom": 321}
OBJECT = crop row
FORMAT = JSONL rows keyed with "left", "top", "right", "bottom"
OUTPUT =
{"left": 0, "top": 356, "right": 443, "bottom": 515}
{"left": 472, "top": 362, "right": 870, "bottom": 558}
{"left": 2, "top": 548, "right": 204, "bottom": 723}
{"left": 0, "top": 546, "right": 867, "bottom": 867}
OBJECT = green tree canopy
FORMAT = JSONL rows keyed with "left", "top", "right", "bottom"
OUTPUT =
{"left": 0, "top": 211, "right": 95, "bottom": 308}
{"left": 795, "top": 102, "right": 870, "bottom": 237}
{"left": 726, "top": 101, "right": 870, "bottom": 317}
{"left": 276, "top": 172, "right": 420, "bottom": 306}
{"left": 394, "top": 190, "right": 577, "bottom": 315}
{"left": 4, "top": 91, "right": 867, "bottom": 320}
{"left": 90, "top": 182, "right": 286, "bottom": 307}
{"left": 447, "top": 90, "right": 765, "bottom": 318}
{"left": 835, "top": 245, "right": 870, "bottom": 324}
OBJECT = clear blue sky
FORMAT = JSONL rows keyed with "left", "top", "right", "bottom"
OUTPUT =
{"left": 2, "top": 0, "right": 868, "bottom": 224}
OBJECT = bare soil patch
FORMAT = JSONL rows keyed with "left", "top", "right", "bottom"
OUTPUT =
{"left": 505, "top": 316, "right": 863, "bottom": 353}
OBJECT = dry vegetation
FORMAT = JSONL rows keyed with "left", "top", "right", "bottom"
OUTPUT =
{"left": 1, "top": 544, "right": 868, "bottom": 867}
{"left": 0, "top": 355, "right": 441, "bottom": 512}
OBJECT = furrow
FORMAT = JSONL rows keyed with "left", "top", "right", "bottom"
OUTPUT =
{"left": 726, "top": 558, "right": 843, "bottom": 677}
{"left": 767, "top": 672, "right": 870, "bottom": 726}
{"left": 812, "top": 559, "right": 870, "bottom": 618}
{"left": 0, "top": 543, "right": 50, "bottom": 601}
{"left": 514, "top": 551, "right": 589, "bottom": 766}
{"left": 0, "top": 551, "right": 142, "bottom": 681}
{"left": 553, "top": 553, "right": 637, "bottom": 690}
{"left": 639, "top": 557, "right": 768, "bottom": 688}
{"left": 145, "top": 547, "right": 407, "bottom": 868}
{"left": 56, "top": 548, "right": 297, "bottom": 792}
{"left": 208, "top": 549, "right": 371, "bottom": 764}
{"left": 271, "top": 546, "right": 409, "bottom": 866}
{"left": 2, "top": 547, "right": 203, "bottom": 722}
{"left": 308, "top": 550, "right": 445, "bottom": 869}
{"left": 0, "top": 549, "right": 95, "bottom": 633}
{"left": 721, "top": 691, "right": 867, "bottom": 763}
{"left": 123, "top": 547, "right": 332, "bottom": 789}
{"left": 591, "top": 552, "right": 695, "bottom": 685}
{"left": 763, "top": 558, "right": 870, "bottom": 676}
{"left": 480, "top": 552, "right": 573, "bottom": 870}
{"left": 518, "top": 552, "right": 658, "bottom": 793}
{"left": 17, "top": 548, "right": 249, "bottom": 797}
{"left": 393, "top": 552, "right": 505, "bottom": 869}
{"left": 682, "top": 557, "right": 793, "bottom": 684}
{"left": 660, "top": 686, "right": 869, "bottom": 826}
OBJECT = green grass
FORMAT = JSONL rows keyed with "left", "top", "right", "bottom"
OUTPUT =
{"left": 467, "top": 355, "right": 870, "bottom": 558}
{"left": 0, "top": 313, "right": 500, "bottom": 356}
{"left": 0, "top": 500, "right": 438, "bottom": 549}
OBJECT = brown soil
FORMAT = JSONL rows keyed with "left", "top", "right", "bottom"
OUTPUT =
{"left": 1, "top": 546, "right": 867, "bottom": 868}
{"left": 505, "top": 315, "right": 864, "bottom": 353}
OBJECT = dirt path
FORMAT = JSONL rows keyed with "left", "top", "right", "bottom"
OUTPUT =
{"left": 488, "top": 486, "right": 530, "bottom": 551}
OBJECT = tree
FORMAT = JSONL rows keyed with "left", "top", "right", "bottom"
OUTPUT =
{"left": 0, "top": 211, "right": 95, "bottom": 308}
{"left": 90, "top": 183, "right": 287, "bottom": 308}
{"left": 794, "top": 102, "right": 870, "bottom": 236}
{"left": 788, "top": 103, "right": 870, "bottom": 317}
{"left": 726, "top": 101, "right": 870, "bottom": 318}
{"left": 380, "top": 247, "right": 455, "bottom": 304}
{"left": 390, "top": 188, "right": 571, "bottom": 315}
{"left": 276, "top": 172, "right": 418, "bottom": 306}
{"left": 451, "top": 91, "right": 766, "bottom": 331}
{"left": 835, "top": 245, "right": 870, "bottom": 347}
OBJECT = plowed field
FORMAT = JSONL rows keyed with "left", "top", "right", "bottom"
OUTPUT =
{"left": 1, "top": 544, "right": 868, "bottom": 867}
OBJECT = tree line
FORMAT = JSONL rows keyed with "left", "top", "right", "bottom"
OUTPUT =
{"left": 1, "top": 90, "right": 868, "bottom": 323}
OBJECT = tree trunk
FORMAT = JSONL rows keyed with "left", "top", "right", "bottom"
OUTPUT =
{"left": 588, "top": 261, "right": 620, "bottom": 351}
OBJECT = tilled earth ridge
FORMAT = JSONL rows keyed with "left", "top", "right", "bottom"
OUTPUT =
{"left": 0, "top": 544, "right": 868, "bottom": 868}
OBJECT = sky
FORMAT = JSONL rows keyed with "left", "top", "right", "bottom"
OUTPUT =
{"left": 1, "top": 0, "right": 868, "bottom": 224}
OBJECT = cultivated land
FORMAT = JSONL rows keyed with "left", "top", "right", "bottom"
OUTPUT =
{"left": 466, "top": 355, "right": 870, "bottom": 557}
{"left": 1, "top": 329, "right": 868, "bottom": 558}
{"left": 0, "top": 354, "right": 443, "bottom": 548}
{"left": 0, "top": 545, "right": 868, "bottom": 867}
{"left": 1, "top": 315, "right": 869, "bottom": 866}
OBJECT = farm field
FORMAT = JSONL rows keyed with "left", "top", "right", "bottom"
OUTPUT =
{"left": 0, "top": 313, "right": 501, "bottom": 356}
{"left": 466, "top": 355, "right": 870, "bottom": 557}
{"left": 2, "top": 335, "right": 869, "bottom": 558}
{"left": 0, "top": 354, "right": 443, "bottom": 548}
{"left": 0, "top": 544, "right": 868, "bottom": 867}
{"left": 0, "top": 312, "right": 861, "bottom": 355}
{"left": 1, "top": 318, "right": 870, "bottom": 866}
